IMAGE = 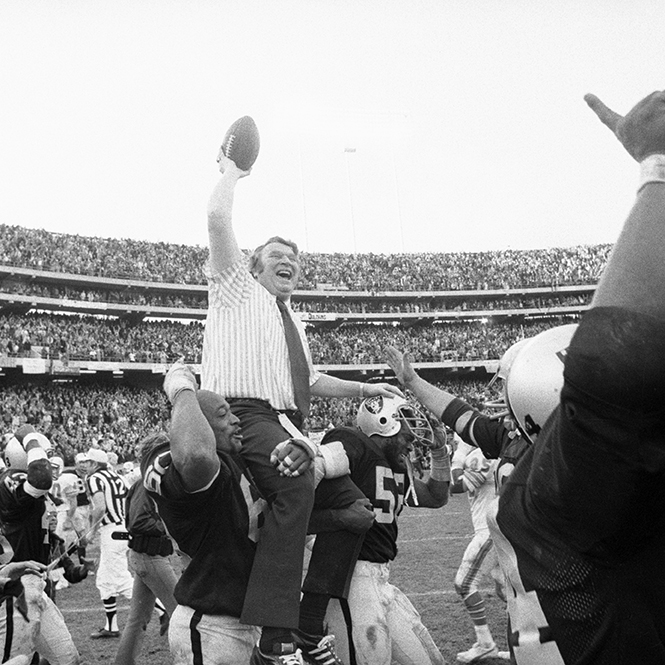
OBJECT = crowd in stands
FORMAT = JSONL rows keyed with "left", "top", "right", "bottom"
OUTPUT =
{"left": 1, "top": 313, "right": 204, "bottom": 364}
{"left": 0, "top": 383, "right": 171, "bottom": 464}
{"left": 1, "top": 223, "right": 611, "bottom": 291}
{"left": 0, "top": 222, "right": 592, "bottom": 466}
{"left": 1, "top": 312, "right": 578, "bottom": 365}
{"left": 1, "top": 279, "right": 592, "bottom": 314}
{"left": 0, "top": 379, "right": 491, "bottom": 465}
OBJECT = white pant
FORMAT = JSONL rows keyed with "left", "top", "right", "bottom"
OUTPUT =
{"left": 325, "top": 560, "right": 444, "bottom": 665}
{"left": 96, "top": 524, "right": 133, "bottom": 600}
{"left": 168, "top": 605, "right": 260, "bottom": 665}
{"left": 0, "top": 575, "right": 79, "bottom": 665}
{"left": 454, "top": 527, "right": 504, "bottom": 599}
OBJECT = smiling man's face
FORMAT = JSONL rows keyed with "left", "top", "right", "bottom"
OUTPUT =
{"left": 254, "top": 241, "right": 301, "bottom": 301}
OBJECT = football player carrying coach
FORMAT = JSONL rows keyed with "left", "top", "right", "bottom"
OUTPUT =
{"left": 142, "top": 362, "right": 264, "bottom": 664}
{"left": 202, "top": 119, "right": 398, "bottom": 664}
{"left": 320, "top": 396, "right": 449, "bottom": 665}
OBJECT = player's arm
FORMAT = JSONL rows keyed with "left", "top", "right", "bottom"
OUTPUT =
{"left": 409, "top": 442, "right": 451, "bottom": 508}
{"left": 163, "top": 362, "right": 220, "bottom": 492}
{"left": 386, "top": 346, "right": 475, "bottom": 431}
{"left": 386, "top": 346, "right": 508, "bottom": 459}
{"left": 311, "top": 373, "right": 403, "bottom": 400}
{"left": 585, "top": 92, "right": 665, "bottom": 321}
{"left": 207, "top": 155, "right": 250, "bottom": 275}
{"left": 308, "top": 498, "right": 375, "bottom": 534}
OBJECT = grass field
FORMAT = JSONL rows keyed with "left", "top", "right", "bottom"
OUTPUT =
{"left": 56, "top": 492, "right": 509, "bottom": 664}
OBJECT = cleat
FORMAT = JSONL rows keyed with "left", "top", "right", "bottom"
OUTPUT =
{"left": 250, "top": 642, "right": 304, "bottom": 665}
{"left": 496, "top": 651, "right": 511, "bottom": 660}
{"left": 90, "top": 627, "right": 120, "bottom": 639}
{"left": 298, "top": 633, "right": 344, "bottom": 665}
{"left": 456, "top": 642, "right": 500, "bottom": 663}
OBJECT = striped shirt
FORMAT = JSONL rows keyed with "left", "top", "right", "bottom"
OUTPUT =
{"left": 201, "top": 258, "right": 320, "bottom": 410}
{"left": 86, "top": 467, "right": 128, "bottom": 526}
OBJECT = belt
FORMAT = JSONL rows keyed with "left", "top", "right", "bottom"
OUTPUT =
{"left": 226, "top": 398, "right": 302, "bottom": 418}
{"left": 129, "top": 534, "right": 173, "bottom": 557}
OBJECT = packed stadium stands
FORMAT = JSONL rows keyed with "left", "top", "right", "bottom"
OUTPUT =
{"left": 0, "top": 223, "right": 606, "bottom": 463}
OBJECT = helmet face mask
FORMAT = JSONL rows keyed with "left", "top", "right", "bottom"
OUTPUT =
{"left": 357, "top": 395, "right": 434, "bottom": 447}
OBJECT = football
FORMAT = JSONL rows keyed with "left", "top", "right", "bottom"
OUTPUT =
{"left": 219, "top": 115, "right": 260, "bottom": 171}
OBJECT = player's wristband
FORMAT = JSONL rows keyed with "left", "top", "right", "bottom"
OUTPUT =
{"left": 638, "top": 154, "right": 665, "bottom": 193}
{"left": 440, "top": 398, "right": 473, "bottom": 429}
{"left": 429, "top": 447, "right": 451, "bottom": 482}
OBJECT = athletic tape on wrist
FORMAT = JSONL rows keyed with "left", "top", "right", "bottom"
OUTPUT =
{"left": 638, "top": 154, "right": 665, "bottom": 192}
{"left": 429, "top": 451, "right": 451, "bottom": 482}
{"left": 170, "top": 384, "right": 196, "bottom": 404}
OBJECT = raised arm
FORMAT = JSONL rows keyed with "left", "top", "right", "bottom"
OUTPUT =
{"left": 585, "top": 91, "right": 665, "bottom": 320}
{"left": 163, "top": 362, "right": 220, "bottom": 492}
{"left": 385, "top": 345, "right": 475, "bottom": 434}
{"left": 207, "top": 154, "right": 250, "bottom": 274}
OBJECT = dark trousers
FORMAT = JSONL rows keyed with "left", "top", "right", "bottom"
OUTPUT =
{"left": 231, "top": 400, "right": 365, "bottom": 629}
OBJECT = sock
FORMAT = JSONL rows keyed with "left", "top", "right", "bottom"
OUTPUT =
{"left": 103, "top": 596, "right": 118, "bottom": 632}
{"left": 155, "top": 598, "right": 167, "bottom": 617}
{"left": 259, "top": 627, "right": 295, "bottom": 654}
{"left": 298, "top": 592, "right": 330, "bottom": 639}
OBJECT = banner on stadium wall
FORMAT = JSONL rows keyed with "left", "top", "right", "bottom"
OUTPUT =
{"left": 22, "top": 358, "right": 46, "bottom": 374}
{"left": 302, "top": 313, "right": 335, "bottom": 322}
{"left": 52, "top": 363, "right": 81, "bottom": 376}
{"left": 0, "top": 356, "right": 18, "bottom": 369}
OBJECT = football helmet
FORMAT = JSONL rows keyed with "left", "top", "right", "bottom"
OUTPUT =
{"left": 356, "top": 395, "right": 434, "bottom": 447}
{"left": 4, "top": 432, "right": 52, "bottom": 470}
{"left": 485, "top": 337, "right": 531, "bottom": 418}
{"left": 505, "top": 323, "right": 578, "bottom": 444}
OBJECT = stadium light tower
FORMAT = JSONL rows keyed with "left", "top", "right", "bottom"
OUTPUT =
{"left": 344, "top": 147, "right": 357, "bottom": 254}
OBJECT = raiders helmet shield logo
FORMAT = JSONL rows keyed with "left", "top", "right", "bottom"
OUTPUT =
{"left": 364, "top": 395, "right": 385, "bottom": 414}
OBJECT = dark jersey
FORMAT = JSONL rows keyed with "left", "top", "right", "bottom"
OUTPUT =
{"left": 142, "top": 446, "right": 265, "bottom": 617}
{"left": 0, "top": 469, "right": 49, "bottom": 564}
{"left": 465, "top": 417, "right": 530, "bottom": 491}
{"left": 492, "top": 307, "right": 665, "bottom": 665}
{"left": 321, "top": 427, "right": 406, "bottom": 564}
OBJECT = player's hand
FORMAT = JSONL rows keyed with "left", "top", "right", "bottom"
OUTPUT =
{"left": 270, "top": 440, "right": 312, "bottom": 477}
{"left": 80, "top": 557, "right": 97, "bottom": 573}
{"left": 216, "top": 151, "right": 252, "bottom": 178}
{"left": 163, "top": 359, "right": 198, "bottom": 404}
{"left": 333, "top": 499, "right": 375, "bottom": 534}
{"left": 462, "top": 469, "right": 487, "bottom": 490}
{"left": 585, "top": 91, "right": 665, "bottom": 161}
{"left": 0, "top": 561, "right": 46, "bottom": 581}
{"left": 385, "top": 346, "right": 418, "bottom": 387}
{"left": 362, "top": 382, "right": 404, "bottom": 399}
{"left": 429, "top": 419, "right": 450, "bottom": 451}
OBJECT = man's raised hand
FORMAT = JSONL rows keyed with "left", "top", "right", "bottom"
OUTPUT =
{"left": 385, "top": 345, "right": 417, "bottom": 387}
{"left": 163, "top": 359, "right": 198, "bottom": 404}
{"left": 585, "top": 91, "right": 665, "bottom": 161}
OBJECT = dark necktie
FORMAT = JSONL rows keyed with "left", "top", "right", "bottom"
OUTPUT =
{"left": 276, "top": 298, "right": 311, "bottom": 416}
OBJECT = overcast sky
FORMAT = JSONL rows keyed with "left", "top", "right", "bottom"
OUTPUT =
{"left": 1, "top": 0, "right": 664, "bottom": 255}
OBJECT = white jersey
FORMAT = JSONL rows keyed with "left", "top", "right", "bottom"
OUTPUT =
{"left": 452, "top": 442, "right": 496, "bottom": 533}
{"left": 52, "top": 473, "right": 80, "bottom": 514}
